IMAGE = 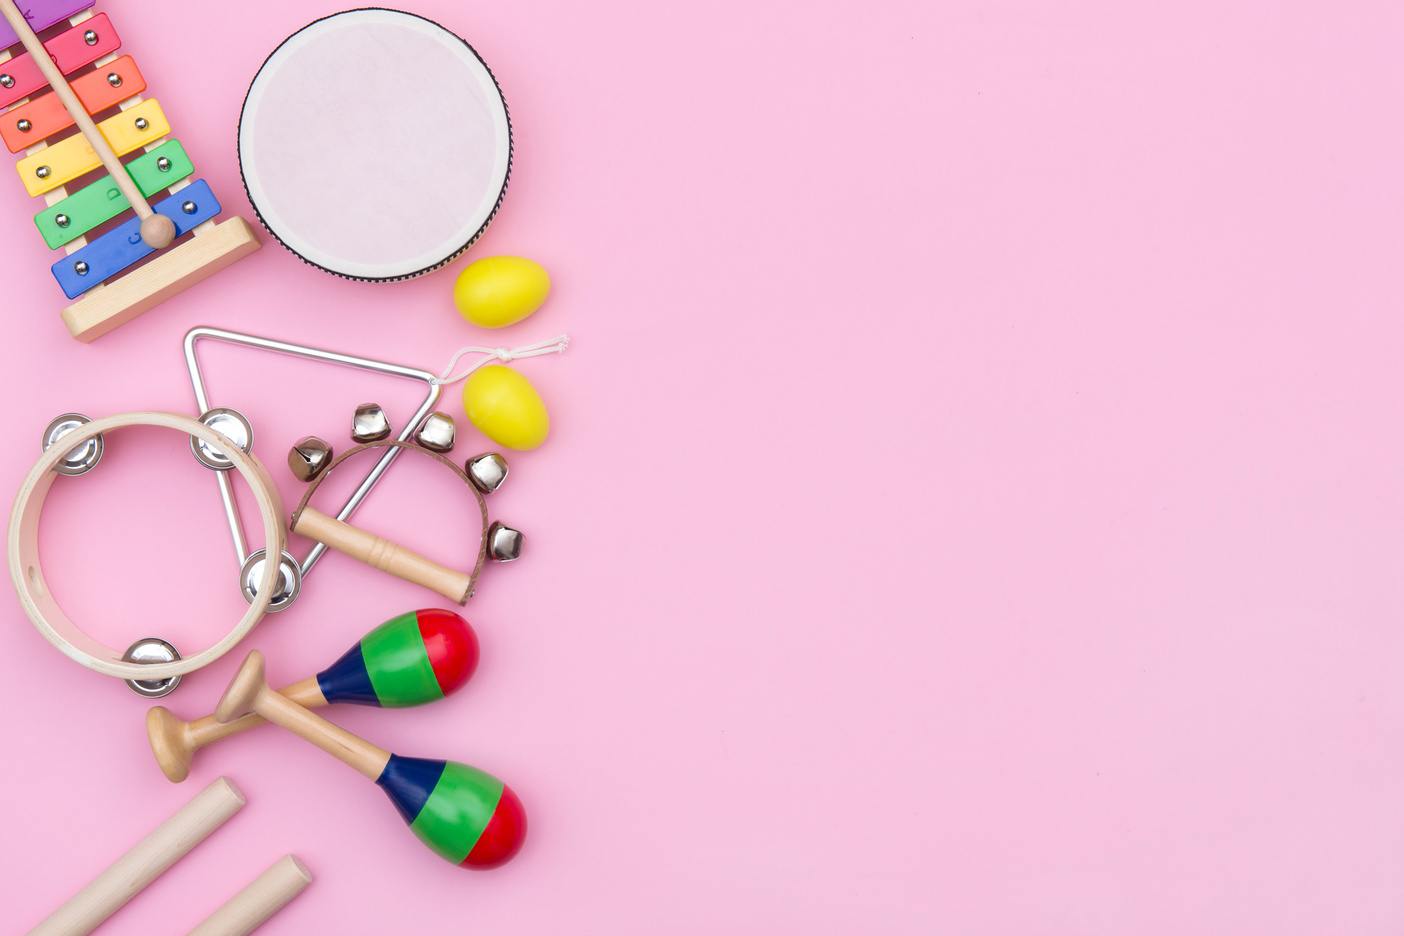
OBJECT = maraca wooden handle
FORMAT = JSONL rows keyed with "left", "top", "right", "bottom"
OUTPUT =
{"left": 29, "top": 777, "right": 245, "bottom": 936}
{"left": 186, "top": 677, "right": 325, "bottom": 748}
{"left": 292, "top": 506, "right": 473, "bottom": 604}
{"left": 185, "top": 854, "right": 311, "bottom": 936}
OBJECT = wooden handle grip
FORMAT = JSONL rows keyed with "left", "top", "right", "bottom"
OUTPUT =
{"left": 251, "top": 674, "right": 392, "bottom": 781}
{"left": 185, "top": 854, "right": 311, "bottom": 936}
{"left": 186, "top": 676, "right": 326, "bottom": 750}
{"left": 28, "top": 777, "right": 245, "bottom": 936}
{"left": 292, "top": 506, "right": 472, "bottom": 604}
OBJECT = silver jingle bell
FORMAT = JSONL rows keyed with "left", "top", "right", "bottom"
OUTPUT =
{"left": 466, "top": 453, "right": 509, "bottom": 493}
{"left": 42, "top": 413, "right": 103, "bottom": 476}
{"left": 239, "top": 549, "right": 301, "bottom": 612}
{"left": 487, "top": 521, "right": 523, "bottom": 562}
{"left": 191, "top": 408, "right": 254, "bottom": 470}
{"left": 351, "top": 403, "right": 391, "bottom": 443}
{"left": 414, "top": 412, "right": 456, "bottom": 453}
{"left": 288, "top": 436, "right": 333, "bottom": 482}
{"left": 122, "top": 637, "right": 182, "bottom": 698}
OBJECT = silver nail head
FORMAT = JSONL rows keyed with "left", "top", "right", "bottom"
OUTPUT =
{"left": 107, "top": 72, "right": 122, "bottom": 88}
{"left": 83, "top": 29, "right": 98, "bottom": 45}
{"left": 16, "top": 118, "right": 31, "bottom": 132}
{"left": 42, "top": 413, "right": 103, "bottom": 476}
{"left": 351, "top": 403, "right": 391, "bottom": 443}
{"left": 157, "top": 156, "right": 171, "bottom": 171}
{"left": 288, "top": 436, "right": 333, "bottom": 482}
{"left": 73, "top": 261, "right": 88, "bottom": 275}
{"left": 134, "top": 117, "right": 148, "bottom": 131}
{"left": 488, "top": 521, "right": 523, "bottom": 562}
{"left": 467, "top": 453, "right": 509, "bottom": 493}
{"left": 36, "top": 165, "right": 50, "bottom": 179}
{"left": 122, "top": 638, "right": 181, "bottom": 698}
{"left": 55, "top": 213, "right": 70, "bottom": 228}
{"left": 240, "top": 549, "right": 301, "bottom": 612}
{"left": 0, "top": 75, "right": 13, "bottom": 89}
{"left": 414, "top": 412, "right": 456, "bottom": 453}
{"left": 191, "top": 408, "right": 254, "bottom": 470}
{"left": 181, "top": 200, "right": 196, "bottom": 214}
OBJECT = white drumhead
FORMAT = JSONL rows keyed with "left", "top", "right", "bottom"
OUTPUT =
{"left": 238, "top": 9, "right": 512, "bottom": 281}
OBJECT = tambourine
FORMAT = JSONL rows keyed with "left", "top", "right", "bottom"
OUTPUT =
{"left": 237, "top": 8, "right": 512, "bottom": 281}
{"left": 7, "top": 412, "right": 286, "bottom": 684}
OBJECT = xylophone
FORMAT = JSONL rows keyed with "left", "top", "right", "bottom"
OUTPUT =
{"left": 147, "top": 609, "right": 480, "bottom": 782}
{"left": 0, "top": 0, "right": 260, "bottom": 341}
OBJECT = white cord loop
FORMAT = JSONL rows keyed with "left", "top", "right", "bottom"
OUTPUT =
{"left": 431, "top": 334, "right": 570, "bottom": 386}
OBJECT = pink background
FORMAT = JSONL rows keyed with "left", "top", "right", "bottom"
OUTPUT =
{"left": 2, "top": 0, "right": 1401, "bottom": 932}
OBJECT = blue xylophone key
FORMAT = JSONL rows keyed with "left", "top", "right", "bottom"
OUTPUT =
{"left": 52, "top": 181, "right": 223, "bottom": 300}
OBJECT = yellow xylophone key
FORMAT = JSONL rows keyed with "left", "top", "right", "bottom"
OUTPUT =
{"left": 15, "top": 98, "right": 170, "bottom": 197}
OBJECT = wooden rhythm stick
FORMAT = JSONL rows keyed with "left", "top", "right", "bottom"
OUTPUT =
{"left": 186, "top": 854, "right": 311, "bottom": 936}
{"left": 0, "top": 0, "right": 172, "bottom": 248}
{"left": 216, "top": 650, "right": 526, "bottom": 869}
{"left": 28, "top": 777, "right": 245, "bottom": 936}
{"left": 147, "top": 609, "right": 479, "bottom": 782}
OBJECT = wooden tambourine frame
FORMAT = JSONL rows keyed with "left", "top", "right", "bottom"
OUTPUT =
{"left": 7, "top": 412, "right": 286, "bottom": 680}
{"left": 290, "top": 440, "right": 489, "bottom": 605}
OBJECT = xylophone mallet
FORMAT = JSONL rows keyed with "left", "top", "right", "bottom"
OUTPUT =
{"left": 147, "top": 609, "right": 478, "bottom": 783}
{"left": 215, "top": 650, "right": 525, "bottom": 869}
{"left": 0, "top": 0, "right": 176, "bottom": 248}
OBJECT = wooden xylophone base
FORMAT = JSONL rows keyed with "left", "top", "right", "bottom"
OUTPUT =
{"left": 60, "top": 216, "right": 262, "bottom": 342}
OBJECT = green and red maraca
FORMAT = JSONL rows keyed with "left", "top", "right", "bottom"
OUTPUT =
{"left": 215, "top": 649, "right": 526, "bottom": 869}
{"left": 147, "top": 609, "right": 479, "bottom": 782}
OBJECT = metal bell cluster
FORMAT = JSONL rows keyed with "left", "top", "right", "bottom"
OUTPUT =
{"left": 287, "top": 405, "right": 526, "bottom": 563}
{"left": 463, "top": 452, "right": 520, "bottom": 561}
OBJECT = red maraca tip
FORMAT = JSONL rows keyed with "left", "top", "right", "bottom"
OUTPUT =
{"left": 462, "top": 784, "right": 526, "bottom": 869}
{"left": 416, "top": 609, "right": 479, "bottom": 696}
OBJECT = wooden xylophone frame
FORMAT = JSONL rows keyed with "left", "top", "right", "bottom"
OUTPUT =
{"left": 0, "top": 0, "right": 260, "bottom": 341}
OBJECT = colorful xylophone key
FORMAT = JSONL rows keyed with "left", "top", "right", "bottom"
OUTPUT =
{"left": 0, "top": 0, "right": 95, "bottom": 49}
{"left": 16, "top": 96, "right": 169, "bottom": 196}
{"left": 32, "top": 139, "right": 192, "bottom": 247}
{"left": 0, "top": 8, "right": 114, "bottom": 109}
{"left": 1, "top": 53, "right": 142, "bottom": 152}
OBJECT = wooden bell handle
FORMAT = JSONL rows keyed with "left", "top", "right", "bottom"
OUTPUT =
{"left": 292, "top": 506, "right": 472, "bottom": 605}
{"left": 0, "top": 0, "right": 173, "bottom": 248}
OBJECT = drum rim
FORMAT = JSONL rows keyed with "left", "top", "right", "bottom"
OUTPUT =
{"left": 236, "top": 7, "right": 513, "bottom": 283}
